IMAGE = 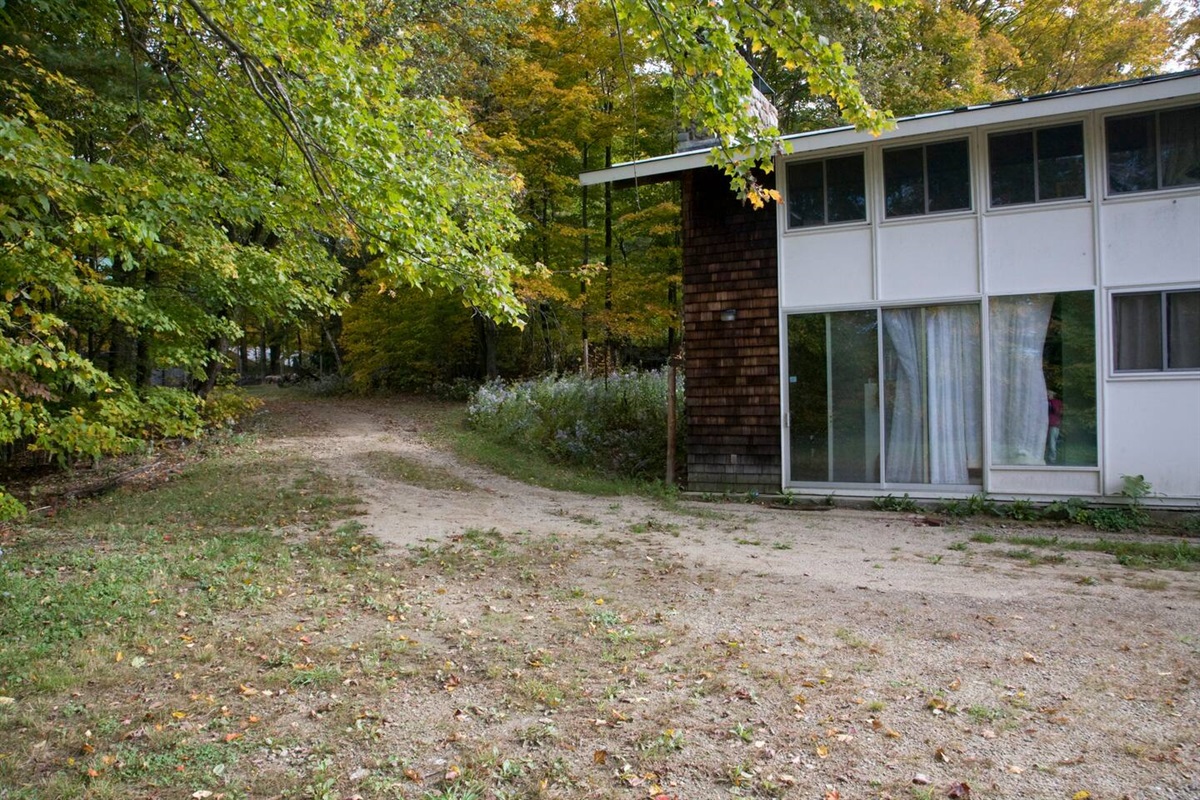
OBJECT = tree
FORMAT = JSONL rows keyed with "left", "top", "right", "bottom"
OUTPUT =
{"left": 0, "top": 0, "right": 527, "bottom": 514}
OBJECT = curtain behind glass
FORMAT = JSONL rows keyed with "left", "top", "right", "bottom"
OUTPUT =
{"left": 990, "top": 295, "right": 1054, "bottom": 464}
{"left": 926, "top": 306, "right": 982, "bottom": 483}
{"left": 1168, "top": 291, "right": 1200, "bottom": 369}
{"left": 883, "top": 305, "right": 981, "bottom": 484}
{"left": 884, "top": 309, "right": 925, "bottom": 483}
{"left": 1160, "top": 106, "right": 1200, "bottom": 188}
{"left": 1113, "top": 293, "right": 1162, "bottom": 370}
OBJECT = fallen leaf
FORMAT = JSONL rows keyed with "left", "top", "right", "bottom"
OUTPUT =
{"left": 1022, "top": 651, "right": 1041, "bottom": 664}
{"left": 913, "top": 773, "right": 931, "bottom": 785}
{"left": 947, "top": 781, "right": 971, "bottom": 798}
{"left": 1072, "top": 793, "right": 1091, "bottom": 800}
{"left": 815, "top": 745, "right": 829, "bottom": 758}
{"left": 593, "top": 749, "right": 607, "bottom": 765}
{"left": 403, "top": 768, "right": 421, "bottom": 782}
{"left": 935, "top": 748, "right": 950, "bottom": 762}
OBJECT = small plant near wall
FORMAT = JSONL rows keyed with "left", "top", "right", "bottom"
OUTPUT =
{"left": 873, "top": 493, "right": 918, "bottom": 512}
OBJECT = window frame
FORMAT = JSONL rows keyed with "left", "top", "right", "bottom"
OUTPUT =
{"left": 986, "top": 121, "right": 1087, "bottom": 209}
{"left": 1111, "top": 288, "right": 1200, "bottom": 374}
{"left": 1104, "top": 104, "right": 1200, "bottom": 196}
{"left": 783, "top": 151, "right": 868, "bottom": 230}
{"left": 882, "top": 137, "right": 973, "bottom": 219}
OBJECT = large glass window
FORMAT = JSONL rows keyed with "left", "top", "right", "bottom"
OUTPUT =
{"left": 786, "top": 154, "right": 866, "bottom": 228}
{"left": 883, "top": 139, "right": 971, "bottom": 218}
{"left": 1107, "top": 106, "right": 1200, "bottom": 194}
{"left": 787, "top": 304, "right": 982, "bottom": 485}
{"left": 990, "top": 292, "right": 1097, "bottom": 467}
{"left": 989, "top": 123, "right": 1085, "bottom": 206}
{"left": 1113, "top": 290, "right": 1200, "bottom": 371}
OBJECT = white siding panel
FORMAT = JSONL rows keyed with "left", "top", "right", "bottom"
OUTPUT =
{"left": 1102, "top": 195, "right": 1200, "bottom": 287}
{"left": 878, "top": 218, "right": 978, "bottom": 301}
{"left": 987, "top": 469, "right": 1101, "bottom": 497}
{"left": 984, "top": 206, "right": 1095, "bottom": 294}
{"left": 1104, "top": 380, "right": 1200, "bottom": 498}
{"left": 780, "top": 228, "right": 874, "bottom": 309}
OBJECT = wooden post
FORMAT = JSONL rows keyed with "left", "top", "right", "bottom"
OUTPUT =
{"left": 666, "top": 352, "right": 682, "bottom": 486}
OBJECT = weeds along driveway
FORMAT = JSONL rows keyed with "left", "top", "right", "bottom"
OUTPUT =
{"left": 242, "top": 393, "right": 1200, "bottom": 799}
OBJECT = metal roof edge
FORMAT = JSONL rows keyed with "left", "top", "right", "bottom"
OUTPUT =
{"left": 578, "top": 70, "right": 1200, "bottom": 185}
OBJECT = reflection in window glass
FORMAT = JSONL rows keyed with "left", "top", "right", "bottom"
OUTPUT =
{"left": 787, "top": 305, "right": 982, "bottom": 486}
{"left": 787, "top": 311, "right": 879, "bottom": 482}
{"left": 827, "top": 155, "right": 867, "bottom": 224}
{"left": 989, "top": 131, "right": 1036, "bottom": 205}
{"left": 990, "top": 292, "right": 1096, "bottom": 466}
{"left": 786, "top": 155, "right": 866, "bottom": 228}
{"left": 883, "top": 139, "right": 970, "bottom": 217}
{"left": 1037, "top": 125, "right": 1086, "bottom": 200}
{"left": 786, "top": 161, "right": 825, "bottom": 228}
{"left": 884, "top": 146, "right": 925, "bottom": 217}
{"left": 928, "top": 140, "right": 972, "bottom": 212}
{"left": 990, "top": 124, "right": 1085, "bottom": 205}
{"left": 1107, "top": 114, "right": 1157, "bottom": 193}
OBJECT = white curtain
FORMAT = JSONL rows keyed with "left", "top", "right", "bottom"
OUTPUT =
{"left": 990, "top": 295, "right": 1054, "bottom": 465}
{"left": 1113, "top": 293, "right": 1162, "bottom": 370}
{"left": 884, "top": 309, "right": 925, "bottom": 483}
{"left": 927, "top": 305, "right": 982, "bottom": 483}
{"left": 884, "top": 305, "right": 981, "bottom": 484}
{"left": 1168, "top": 291, "right": 1200, "bottom": 369}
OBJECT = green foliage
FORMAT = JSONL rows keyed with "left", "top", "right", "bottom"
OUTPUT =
{"left": 467, "top": 371, "right": 684, "bottom": 480}
{"left": 200, "top": 387, "right": 263, "bottom": 429}
{"left": 872, "top": 493, "right": 918, "bottom": 512}
{"left": 0, "top": 0, "right": 527, "bottom": 500}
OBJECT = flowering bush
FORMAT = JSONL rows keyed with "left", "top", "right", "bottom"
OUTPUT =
{"left": 467, "top": 371, "right": 685, "bottom": 480}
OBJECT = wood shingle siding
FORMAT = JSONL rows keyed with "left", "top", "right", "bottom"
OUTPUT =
{"left": 681, "top": 167, "right": 781, "bottom": 492}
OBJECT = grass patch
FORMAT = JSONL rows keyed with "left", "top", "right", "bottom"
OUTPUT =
{"left": 969, "top": 531, "right": 1200, "bottom": 570}
{"left": 356, "top": 450, "right": 476, "bottom": 491}
{"left": 436, "top": 407, "right": 670, "bottom": 498}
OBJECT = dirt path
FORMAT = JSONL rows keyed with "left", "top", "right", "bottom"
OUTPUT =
{"left": 259, "top": 394, "right": 1200, "bottom": 799}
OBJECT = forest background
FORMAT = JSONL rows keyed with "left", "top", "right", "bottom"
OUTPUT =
{"left": 1, "top": 0, "right": 1198, "bottom": 513}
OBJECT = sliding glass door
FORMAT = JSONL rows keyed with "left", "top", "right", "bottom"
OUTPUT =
{"left": 787, "top": 304, "right": 982, "bottom": 486}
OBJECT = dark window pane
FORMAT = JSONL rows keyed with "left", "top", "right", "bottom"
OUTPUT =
{"left": 1167, "top": 291, "right": 1200, "bottom": 369}
{"left": 1159, "top": 106, "right": 1200, "bottom": 188}
{"left": 1037, "top": 124, "right": 1085, "bottom": 200}
{"left": 788, "top": 314, "right": 829, "bottom": 480}
{"left": 826, "top": 154, "right": 866, "bottom": 223}
{"left": 1113, "top": 293, "right": 1163, "bottom": 370}
{"left": 927, "top": 139, "right": 971, "bottom": 212}
{"left": 787, "top": 161, "right": 825, "bottom": 228}
{"left": 990, "top": 131, "right": 1035, "bottom": 206}
{"left": 1107, "top": 114, "right": 1156, "bottom": 193}
{"left": 884, "top": 146, "right": 926, "bottom": 217}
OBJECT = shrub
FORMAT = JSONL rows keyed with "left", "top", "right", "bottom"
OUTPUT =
{"left": 201, "top": 386, "right": 264, "bottom": 428}
{"left": 467, "top": 371, "right": 685, "bottom": 480}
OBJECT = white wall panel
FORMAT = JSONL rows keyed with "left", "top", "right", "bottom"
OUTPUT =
{"left": 984, "top": 205, "right": 1095, "bottom": 294}
{"left": 1101, "top": 195, "right": 1200, "bottom": 287}
{"left": 780, "top": 228, "right": 873, "bottom": 309}
{"left": 878, "top": 218, "right": 979, "bottom": 301}
{"left": 987, "top": 469, "right": 1100, "bottom": 497}
{"left": 1104, "top": 380, "right": 1200, "bottom": 498}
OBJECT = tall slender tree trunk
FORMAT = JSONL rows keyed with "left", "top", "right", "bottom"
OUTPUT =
{"left": 603, "top": 142, "right": 613, "bottom": 372}
{"left": 581, "top": 143, "right": 590, "bottom": 374}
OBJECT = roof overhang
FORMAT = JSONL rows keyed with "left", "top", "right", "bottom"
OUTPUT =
{"left": 579, "top": 70, "right": 1200, "bottom": 187}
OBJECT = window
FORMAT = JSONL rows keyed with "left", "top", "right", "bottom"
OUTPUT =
{"left": 1113, "top": 290, "right": 1200, "bottom": 371}
{"left": 989, "top": 123, "right": 1085, "bottom": 206}
{"left": 786, "top": 154, "right": 866, "bottom": 228}
{"left": 787, "top": 304, "right": 982, "bottom": 485}
{"left": 883, "top": 139, "right": 971, "bottom": 217}
{"left": 1106, "top": 106, "right": 1200, "bottom": 194}
{"left": 989, "top": 292, "right": 1097, "bottom": 467}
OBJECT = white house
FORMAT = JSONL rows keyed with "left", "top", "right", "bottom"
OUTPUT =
{"left": 583, "top": 71, "right": 1200, "bottom": 505}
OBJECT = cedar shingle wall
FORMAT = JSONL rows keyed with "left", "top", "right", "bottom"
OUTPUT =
{"left": 682, "top": 168, "right": 781, "bottom": 491}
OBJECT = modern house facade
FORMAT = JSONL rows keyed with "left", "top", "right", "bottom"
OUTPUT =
{"left": 582, "top": 71, "right": 1200, "bottom": 505}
